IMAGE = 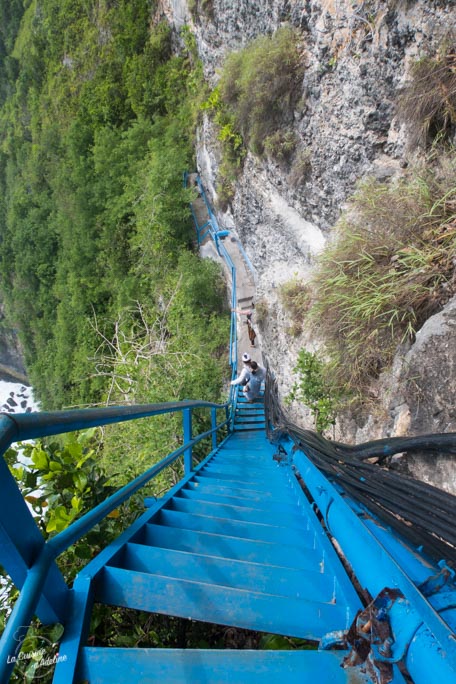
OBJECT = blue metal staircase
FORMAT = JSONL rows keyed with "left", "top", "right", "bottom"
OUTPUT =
{"left": 53, "top": 427, "right": 363, "bottom": 683}
{"left": 1, "top": 403, "right": 455, "bottom": 684}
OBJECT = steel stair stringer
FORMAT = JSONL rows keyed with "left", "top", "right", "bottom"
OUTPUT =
{"left": 53, "top": 429, "right": 365, "bottom": 683}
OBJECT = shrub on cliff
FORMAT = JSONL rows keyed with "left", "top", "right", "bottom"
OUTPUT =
{"left": 218, "top": 26, "right": 304, "bottom": 156}
{"left": 399, "top": 37, "right": 456, "bottom": 147}
{"left": 203, "top": 25, "right": 304, "bottom": 206}
{"left": 307, "top": 158, "right": 456, "bottom": 393}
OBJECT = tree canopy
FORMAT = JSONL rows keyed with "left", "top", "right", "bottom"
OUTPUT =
{"left": 0, "top": 0, "right": 228, "bottom": 412}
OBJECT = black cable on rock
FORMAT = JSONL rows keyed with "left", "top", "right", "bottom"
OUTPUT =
{"left": 264, "top": 367, "right": 456, "bottom": 565}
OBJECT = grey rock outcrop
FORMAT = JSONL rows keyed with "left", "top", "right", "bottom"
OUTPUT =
{"left": 0, "top": 301, "right": 28, "bottom": 383}
{"left": 386, "top": 298, "right": 456, "bottom": 494}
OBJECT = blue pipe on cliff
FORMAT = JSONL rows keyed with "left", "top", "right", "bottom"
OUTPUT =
{"left": 291, "top": 448, "right": 456, "bottom": 684}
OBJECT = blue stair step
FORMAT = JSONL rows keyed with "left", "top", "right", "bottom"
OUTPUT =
{"left": 234, "top": 414, "right": 266, "bottom": 424}
{"left": 235, "top": 410, "right": 264, "bottom": 416}
{"left": 203, "top": 452, "right": 275, "bottom": 468}
{"left": 50, "top": 410, "right": 365, "bottom": 683}
{"left": 95, "top": 565, "right": 348, "bottom": 638}
{"left": 178, "top": 486, "right": 303, "bottom": 515}
{"left": 187, "top": 478, "right": 296, "bottom": 504}
{"left": 234, "top": 421, "right": 267, "bottom": 430}
{"left": 210, "top": 451, "right": 275, "bottom": 465}
{"left": 112, "top": 543, "right": 336, "bottom": 602}
{"left": 233, "top": 401, "right": 265, "bottom": 431}
{"left": 153, "top": 508, "right": 304, "bottom": 545}
{"left": 235, "top": 423, "right": 266, "bottom": 432}
{"left": 235, "top": 404, "right": 265, "bottom": 412}
{"left": 77, "top": 647, "right": 355, "bottom": 684}
{"left": 194, "top": 471, "right": 281, "bottom": 491}
{"left": 237, "top": 394, "right": 264, "bottom": 403}
{"left": 205, "top": 459, "right": 280, "bottom": 475}
{"left": 205, "top": 449, "right": 268, "bottom": 461}
{"left": 140, "top": 523, "right": 325, "bottom": 571}
{"left": 201, "top": 463, "right": 284, "bottom": 482}
{"left": 166, "top": 496, "right": 304, "bottom": 527}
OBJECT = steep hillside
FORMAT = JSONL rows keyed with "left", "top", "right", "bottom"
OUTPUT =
{"left": 0, "top": 0, "right": 231, "bottom": 413}
{"left": 167, "top": 0, "right": 456, "bottom": 490}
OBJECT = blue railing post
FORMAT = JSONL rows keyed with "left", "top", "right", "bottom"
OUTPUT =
{"left": 183, "top": 408, "right": 193, "bottom": 473}
{"left": 211, "top": 408, "right": 217, "bottom": 450}
{"left": 0, "top": 545, "right": 55, "bottom": 683}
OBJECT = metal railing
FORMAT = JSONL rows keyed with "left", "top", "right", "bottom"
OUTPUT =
{"left": 0, "top": 400, "right": 230, "bottom": 681}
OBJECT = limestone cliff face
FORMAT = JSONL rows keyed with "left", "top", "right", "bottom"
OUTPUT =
{"left": 164, "top": 1, "right": 456, "bottom": 485}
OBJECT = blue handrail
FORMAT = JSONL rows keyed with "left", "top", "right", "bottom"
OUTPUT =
{"left": 184, "top": 173, "right": 240, "bottom": 416}
{"left": 0, "top": 400, "right": 230, "bottom": 679}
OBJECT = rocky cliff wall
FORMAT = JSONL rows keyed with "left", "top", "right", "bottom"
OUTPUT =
{"left": 163, "top": 0, "right": 456, "bottom": 488}
{"left": 0, "top": 301, "right": 28, "bottom": 383}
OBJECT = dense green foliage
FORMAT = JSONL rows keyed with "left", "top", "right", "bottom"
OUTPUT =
{"left": 0, "top": 0, "right": 229, "bottom": 413}
{"left": 218, "top": 26, "right": 304, "bottom": 156}
{"left": 5, "top": 431, "right": 125, "bottom": 568}
{"left": 279, "top": 278, "right": 310, "bottom": 337}
{"left": 0, "top": 0, "right": 230, "bottom": 655}
{"left": 2, "top": 431, "right": 159, "bottom": 682}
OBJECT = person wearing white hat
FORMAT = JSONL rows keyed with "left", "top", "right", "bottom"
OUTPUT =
{"left": 230, "top": 353, "right": 252, "bottom": 386}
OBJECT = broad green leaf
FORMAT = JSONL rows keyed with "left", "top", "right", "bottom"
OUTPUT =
{"left": 73, "top": 471, "right": 88, "bottom": 492}
{"left": 31, "top": 447, "right": 48, "bottom": 470}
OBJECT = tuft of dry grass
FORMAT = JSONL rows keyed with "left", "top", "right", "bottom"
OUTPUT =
{"left": 218, "top": 26, "right": 305, "bottom": 157}
{"left": 279, "top": 279, "right": 311, "bottom": 336}
{"left": 399, "top": 38, "right": 456, "bottom": 146}
{"left": 307, "top": 158, "right": 456, "bottom": 393}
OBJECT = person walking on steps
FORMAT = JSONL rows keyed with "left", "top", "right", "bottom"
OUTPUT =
{"left": 232, "top": 304, "right": 257, "bottom": 348}
{"left": 243, "top": 361, "right": 266, "bottom": 402}
{"left": 247, "top": 318, "right": 256, "bottom": 348}
{"left": 230, "top": 353, "right": 252, "bottom": 386}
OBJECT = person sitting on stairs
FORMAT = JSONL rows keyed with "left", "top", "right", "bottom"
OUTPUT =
{"left": 243, "top": 361, "right": 266, "bottom": 402}
{"left": 230, "top": 353, "right": 252, "bottom": 387}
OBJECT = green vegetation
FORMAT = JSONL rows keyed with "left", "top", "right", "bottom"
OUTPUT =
{"left": 2, "top": 429, "right": 189, "bottom": 682}
{"left": 307, "top": 158, "right": 456, "bottom": 394}
{"left": 399, "top": 37, "right": 456, "bottom": 146}
{"left": 5, "top": 431, "right": 123, "bottom": 566}
{"left": 0, "top": 0, "right": 229, "bottom": 417}
{"left": 218, "top": 26, "right": 304, "bottom": 155}
{"left": 201, "top": 86, "right": 246, "bottom": 208}
{"left": 287, "top": 350, "right": 337, "bottom": 433}
{"left": 203, "top": 26, "right": 304, "bottom": 205}
{"left": 0, "top": 6, "right": 231, "bottom": 624}
{"left": 288, "top": 148, "right": 312, "bottom": 188}
{"left": 252, "top": 298, "right": 268, "bottom": 327}
{"left": 263, "top": 128, "right": 297, "bottom": 164}
{"left": 279, "top": 278, "right": 310, "bottom": 336}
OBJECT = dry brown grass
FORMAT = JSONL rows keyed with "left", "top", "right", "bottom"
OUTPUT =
{"left": 399, "top": 38, "right": 456, "bottom": 146}
{"left": 307, "top": 158, "right": 456, "bottom": 392}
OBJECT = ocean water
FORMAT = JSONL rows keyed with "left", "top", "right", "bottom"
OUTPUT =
{"left": 0, "top": 380, "right": 39, "bottom": 415}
